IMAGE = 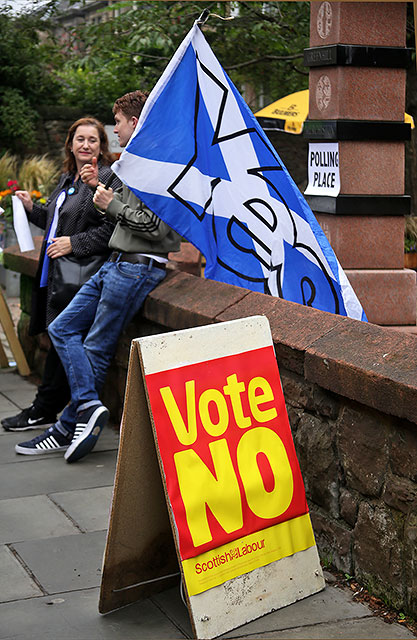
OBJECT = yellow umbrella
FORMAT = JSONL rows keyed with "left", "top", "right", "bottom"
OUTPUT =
{"left": 255, "top": 88, "right": 414, "bottom": 134}
{"left": 255, "top": 89, "right": 309, "bottom": 135}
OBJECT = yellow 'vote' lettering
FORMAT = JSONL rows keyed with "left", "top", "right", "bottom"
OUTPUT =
{"left": 222, "top": 374, "right": 252, "bottom": 429}
{"left": 160, "top": 381, "right": 197, "bottom": 445}
{"left": 199, "top": 388, "right": 229, "bottom": 437}
{"left": 160, "top": 373, "right": 278, "bottom": 444}
{"left": 248, "top": 377, "right": 278, "bottom": 423}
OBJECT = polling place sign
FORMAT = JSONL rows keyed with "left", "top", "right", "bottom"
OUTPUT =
{"left": 100, "top": 316, "right": 324, "bottom": 639}
{"left": 305, "top": 142, "right": 340, "bottom": 197}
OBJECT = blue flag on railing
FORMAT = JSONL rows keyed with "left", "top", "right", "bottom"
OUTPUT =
{"left": 112, "top": 22, "right": 366, "bottom": 321}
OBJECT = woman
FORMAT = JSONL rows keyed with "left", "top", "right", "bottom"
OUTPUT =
{"left": 2, "top": 117, "right": 120, "bottom": 433}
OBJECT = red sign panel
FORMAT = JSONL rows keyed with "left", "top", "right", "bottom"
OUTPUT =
{"left": 145, "top": 345, "right": 308, "bottom": 560}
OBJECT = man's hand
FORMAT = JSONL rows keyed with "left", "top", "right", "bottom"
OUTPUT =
{"left": 93, "top": 184, "right": 114, "bottom": 212}
{"left": 15, "top": 190, "right": 33, "bottom": 212}
{"left": 80, "top": 157, "right": 99, "bottom": 187}
{"left": 47, "top": 236, "right": 72, "bottom": 258}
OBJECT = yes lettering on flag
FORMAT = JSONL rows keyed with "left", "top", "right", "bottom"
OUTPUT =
{"left": 112, "top": 21, "right": 366, "bottom": 321}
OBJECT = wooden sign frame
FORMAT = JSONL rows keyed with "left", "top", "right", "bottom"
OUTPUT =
{"left": 100, "top": 317, "right": 325, "bottom": 639}
{"left": 0, "top": 288, "right": 30, "bottom": 376}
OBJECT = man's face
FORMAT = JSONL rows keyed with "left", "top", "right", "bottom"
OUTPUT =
{"left": 114, "top": 111, "right": 137, "bottom": 148}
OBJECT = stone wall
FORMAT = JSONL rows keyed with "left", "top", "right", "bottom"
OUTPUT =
{"left": 4, "top": 246, "right": 417, "bottom": 618}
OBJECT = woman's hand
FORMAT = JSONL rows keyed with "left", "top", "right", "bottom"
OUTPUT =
{"left": 47, "top": 236, "right": 72, "bottom": 258}
{"left": 15, "top": 190, "right": 33, "bottom": 212}
{"left": 80, "top": 157, "right": 99, "bottom": 187}
{"left": 93, "top": 184, "right": 114, "bottom": 212}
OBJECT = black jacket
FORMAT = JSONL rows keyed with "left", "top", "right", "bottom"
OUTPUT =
{"left": 28, "top": 164, "right": 120, "bottom": 335}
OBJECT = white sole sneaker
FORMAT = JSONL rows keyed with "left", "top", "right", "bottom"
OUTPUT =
{"left": 64, "top": 405, "right": 109, "bottom": 463}
{"left": 15, "top": 426, "right": 70, "bottom": 455}
{"left": 7, "top": 422, "right": 55, "bottom": 432}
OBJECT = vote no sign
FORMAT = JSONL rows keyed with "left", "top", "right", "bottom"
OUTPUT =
{"left": 100, "top": 316, "right": 324, "bottom": 639}
{"left": 146, "top": 334, "right": 314, "bottom": 592}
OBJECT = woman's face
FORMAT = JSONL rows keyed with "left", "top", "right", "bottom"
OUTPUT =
{"left": 71, "top": 125, "right": 101, "bottom": 171}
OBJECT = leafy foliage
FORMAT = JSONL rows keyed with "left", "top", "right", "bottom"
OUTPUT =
{"left": 0, "top": 1, "right": 64, "bottom": 152}
{"left": 0, "top": 89, "right": 38, "bottom": 149}
{"left": 57, "top": 1, "right": 310, "bottom": 115}
{"left": 0, "top": 1, "right": 309, "bottom": 150}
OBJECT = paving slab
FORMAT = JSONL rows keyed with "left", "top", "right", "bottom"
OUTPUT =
{"left": 153, "top": 582, "right": 407, "bottom": 640}
{"left": 0, "top": 394, "right": 20, "bottom": 414}
{"left": 109, "top": 581, "right": 416, "bottom": 640}
{"left": 220, "top": 583, "right": 372, "bottom": 637}
{"left": 0, "top": 495, "right": 80, "bottom": 543}
{"left": 151, "top": 584, "right": 193, "bottom": 638}
{"left": 12, "top": 530, "right": 107, "bottom": 594}
{"left": 50, "top": 486, "right": 113, "bottom": 532}
{"left": 0, "top": 450, "right": 117, "bottom": 499}
{"left": 0, "top": 426, "right": 119, "bottom": 462}
{"left": 243, "top": 616, "right": 415, "bottom": 639}
{"left": 2, "top": 388, "right": 37, "bottom": 408}
{"left": 0, "top": 544, "right": 43, "bottom": 603}
{"left": 0, "top": 587, "right": 188, "bottom": 640}
{"left": 0, "top": 370, "right": 35, "bottom": 392}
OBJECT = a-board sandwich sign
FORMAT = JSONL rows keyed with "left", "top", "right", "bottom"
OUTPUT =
{"left": 100, "top": 316, "right": 324, "bottom": 639}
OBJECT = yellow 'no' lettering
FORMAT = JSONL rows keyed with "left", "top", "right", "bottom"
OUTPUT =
{"left": 174, "top": 439, "right": 243, "bottom": 547}
{"left": 174, "top": 427, "right": 294, "bottom": 547}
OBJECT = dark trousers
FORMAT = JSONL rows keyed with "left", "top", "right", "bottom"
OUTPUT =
{"left": 33, "top": 343, "right": 71, "bottom": 416}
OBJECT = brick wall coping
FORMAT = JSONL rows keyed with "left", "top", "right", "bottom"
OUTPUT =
{"left": 3, "top": 238, "right": 201, "bottom": 278}
{"left": 5, "top": 243, "right": 416, "bottom": 425}
{"left": 144, "top": 271, "right": 417, "bottom": 427}
{"left": 3, "top": 237, "right": 43, "bottom": 278}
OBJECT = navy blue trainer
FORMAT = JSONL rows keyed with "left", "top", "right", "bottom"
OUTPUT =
{"left": 65, "top": 405, "right": 109, "bottom": 463}
{"left": 15, "top": 425, "right": 71, "bottom": 455}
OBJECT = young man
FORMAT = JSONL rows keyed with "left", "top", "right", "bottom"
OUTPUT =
{"left": 16, "top": 90, "right": 181, "bottom": 462}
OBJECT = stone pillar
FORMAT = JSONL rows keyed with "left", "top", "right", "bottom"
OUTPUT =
{"left": 304, "top": 1, "right": 416, "bottom": 326}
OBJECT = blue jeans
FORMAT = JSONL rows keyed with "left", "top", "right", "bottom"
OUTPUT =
{"left": 48, "top": 258, "right": 166, "bottom": 434}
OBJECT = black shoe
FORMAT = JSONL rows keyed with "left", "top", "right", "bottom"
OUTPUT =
{"left": 64, "top": 404, "right": 109, "bottom": 463}
{"left": 15, "top": 424, "right": 72, "bottom": 455}
{"left": 2, "top": 405, "right": 58, "bottom": 432}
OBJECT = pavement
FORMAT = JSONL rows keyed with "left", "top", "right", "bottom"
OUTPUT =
{"left": 0, "top": 367, "right": 416, "bottom": 640}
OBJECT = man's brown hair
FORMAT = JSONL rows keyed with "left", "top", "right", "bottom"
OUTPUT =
{"left": 112, "top": 90, "right": 149, "bottom": 120}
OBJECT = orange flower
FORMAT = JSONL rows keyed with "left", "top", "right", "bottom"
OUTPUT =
{"left": 30, "top": 190, "right": 42, "bottom": 199}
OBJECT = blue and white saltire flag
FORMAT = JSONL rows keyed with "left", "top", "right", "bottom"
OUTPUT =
{"left": 112, "top": 22, "right": 366, "bottom": 321}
